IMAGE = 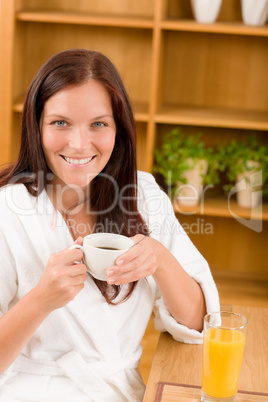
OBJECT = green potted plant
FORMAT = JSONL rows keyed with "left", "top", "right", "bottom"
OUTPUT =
{"left": 153, "top": 128, "right": 222, "bottom": 207}
{"left": 222, "top": 135, "right": 268, "bottom": 208}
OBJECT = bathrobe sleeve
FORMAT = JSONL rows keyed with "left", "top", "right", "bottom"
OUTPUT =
{"left": 137, "top": 171, "right": 220, "bottom": 344}
{"left": 0, "top": 194, "right": 19, "bottom": 317}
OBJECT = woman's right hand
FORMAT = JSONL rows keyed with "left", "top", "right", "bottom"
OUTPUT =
{"left": 34, "top": 237, "right": 87, "bottom": 314}
{"left": 0, "top": 237, "right": 88, "bottom": 374}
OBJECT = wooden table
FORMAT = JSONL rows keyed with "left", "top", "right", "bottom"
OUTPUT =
{"left": 143, "top": 305, "right": 268, "bottom": 401}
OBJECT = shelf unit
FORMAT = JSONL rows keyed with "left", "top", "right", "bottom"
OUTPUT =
{"left": 173, "top": 196, "right": 268, "bottom": 221}
{"left": 0, "top": 0, "right": 267, "bottom": 287}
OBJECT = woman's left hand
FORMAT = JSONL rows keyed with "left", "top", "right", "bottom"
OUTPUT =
{"left": 106, "top": 234, "right": 206, "bottom": 331}
{"left": 106, "top": 234, "right": 160, "bottom": 285}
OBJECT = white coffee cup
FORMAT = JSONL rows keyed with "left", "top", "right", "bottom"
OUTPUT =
{"left": 69, "top": 233, "right": 134, "bottom": 281}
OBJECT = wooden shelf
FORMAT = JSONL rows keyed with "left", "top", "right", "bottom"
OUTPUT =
{"left": 161, "top": 19, "right": 268, "bottom": 37}
{"left": 13, "top": 95, "right": 24, "bottom": 113}
{"left": 16, "top": 10, "right": 154, "bottom": 29}
{"left": 1, "top": 0, "right": 267, "bottom": 288}
{"left": 132, "top": 102, "right": 149, "bottom": 122}
{"left": 173, "top": 196, "right": 268, "bottom": 221}
{"left": 155, "top": 105, "right": 268, "bottom": 130}
{"left": 16, "top": 12, "right": 268, "bottom": 36}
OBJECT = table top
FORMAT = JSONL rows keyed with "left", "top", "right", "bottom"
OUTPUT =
{"left": 143, "top": 304, "right": 268, "bottom": 402}
{"left": 155, "top": 383, "right": 268, "bottom": 402}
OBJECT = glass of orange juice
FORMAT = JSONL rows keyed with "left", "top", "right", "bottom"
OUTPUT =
{"left": 201, "top": 311, "right": 248, "bottom": 402}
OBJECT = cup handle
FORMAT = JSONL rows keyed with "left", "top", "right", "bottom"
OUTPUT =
{"left": 69, "top": 244, "right": 85, "bottom": 264}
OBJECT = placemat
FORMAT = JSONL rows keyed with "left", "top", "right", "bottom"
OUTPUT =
{"left": 154, "top": 382, "right": 268, "bottom": 402}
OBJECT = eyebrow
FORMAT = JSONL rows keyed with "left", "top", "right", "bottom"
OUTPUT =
{"left": 93, "top": 114, "right": 114, "bottom": 120}
{"left": 44, "top": 114, "right": 67, "bottom": 120}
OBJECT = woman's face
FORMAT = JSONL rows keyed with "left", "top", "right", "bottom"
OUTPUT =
{"left": 41, "top": 80, "right": 116, "bottom": 190}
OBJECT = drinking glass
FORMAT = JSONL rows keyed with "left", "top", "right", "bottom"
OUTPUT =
{"left": 201, "top": 311, "right": 248, "bottom": 402}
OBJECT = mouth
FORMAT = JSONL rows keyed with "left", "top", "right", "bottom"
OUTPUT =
{"left": 61, "top": 155, "right": 96, "bottom": 166}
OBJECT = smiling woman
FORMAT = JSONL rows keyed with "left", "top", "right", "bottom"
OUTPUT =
{"left": 0, "top": 48, "right": 144, "bottom": 305}
{"left": 0, "top": 49, "right": 219, "bottom": 402}
{"left": 41, "top": 80, "right": 116, "bottom": 191}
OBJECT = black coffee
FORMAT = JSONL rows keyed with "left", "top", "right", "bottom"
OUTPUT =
{"left": 96, "top": 246, "right": 120, "bottom": 250}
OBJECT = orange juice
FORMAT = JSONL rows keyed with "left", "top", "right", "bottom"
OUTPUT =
{"left": 202, "top": 327, "right": 245, "bottom": 398}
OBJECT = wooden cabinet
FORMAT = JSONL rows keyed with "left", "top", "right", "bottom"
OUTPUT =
{"left": 0, "top": 0, "right": 155, "bottom": 168}
{"left": 1, "top": 0, "right": 267, "bottom": 299}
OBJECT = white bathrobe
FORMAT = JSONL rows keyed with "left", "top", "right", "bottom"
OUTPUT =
{"left": 0, "top": 171, "right": 220, "bottom": 401}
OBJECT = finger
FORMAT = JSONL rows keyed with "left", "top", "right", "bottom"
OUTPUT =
{"left": 65, "top": 263, "right": 87, "bottom": 277}
{"left": 130, "top": 234, "right": 146, "bottom": 244}
{"left": 68, "top": 273, "right": 87, "bottom": 285}
{"left": 115, "top": 243, "right": 144, "bottom": 267}
{"left": 65, "top": 283, "right": 85, "bottom": 301}
{"left": 49, "top": 248, "right": 84, "bottom": 267}
{"left": 107, "top": 265, "right": 151, "bottom": 285}
{"left": 73, "top": 236, "right": 83, "bottom": 245}
{"left": 107, "top": 246, "right": 144, "bottom": 278}
{"left": 107, "top": 259, "right": 150, "bottom": 285}
{"left": 73, "top": 283, "right": 85, "bottom": 295}
{"left": 107, "top": 244, "right": 157, "bottom": 285}
{"left": 65, "top": 248, "right": 84, "bottom": 264}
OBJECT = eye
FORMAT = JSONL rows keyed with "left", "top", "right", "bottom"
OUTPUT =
{"left": 52, "top": 120, "right": 67, "bottom": 127}
{"left": 93, "top": 121, "right": 107, "bottom": 128}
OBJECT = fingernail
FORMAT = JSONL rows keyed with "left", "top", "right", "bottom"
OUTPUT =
{"left": 107, "top": 278, "right": 115, "bottom": 284}
{"left": 117, "top": 259, "right": 124, "bottom": 266}
{"left": 107, "top": 270, "right": 114, "bottom": 277}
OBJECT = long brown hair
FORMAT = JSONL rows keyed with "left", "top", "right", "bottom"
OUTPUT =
{"left": 0, "top": 49, "right": 148, "bottom": 303}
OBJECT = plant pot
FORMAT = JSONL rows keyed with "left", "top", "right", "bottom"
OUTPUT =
{"left": 176, "top": 159, "right": 208, "bottom": 207}
{"left": 235, "top": 161, "right": 262, "bottom": 208}
{"left": 241, "top": 0, "right": 268, "bottom": 26}
{"left": 190, "top": 0, "right": 223, "bottom": 23}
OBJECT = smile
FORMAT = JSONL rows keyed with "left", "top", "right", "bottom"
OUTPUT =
{"left": 62, "top": 156, "right": 95, "bottom": 165}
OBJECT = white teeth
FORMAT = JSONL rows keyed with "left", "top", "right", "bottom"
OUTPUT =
{"left": 63, "top": 156, "right": 94, "bottom": 165}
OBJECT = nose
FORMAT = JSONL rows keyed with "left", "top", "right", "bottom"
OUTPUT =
{"left": 69, "top": 127, "right": 91, "bottom": 151}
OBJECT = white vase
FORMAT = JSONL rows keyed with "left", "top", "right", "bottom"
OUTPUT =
{"left": 176, "top": 159, "right": 208, "bottom": 207}
{"left": 190, "top": 0, "right": 223, "bottom": 23}
{"left": 241, "top": 0, "right": 268, "bottom": 26}
{"left": 235, "top": 161, "right": 262, "bottom": 208}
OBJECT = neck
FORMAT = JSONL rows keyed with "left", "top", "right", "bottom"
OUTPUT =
{"left": 46, "top": 181, "right": 89, "bottom": 215}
